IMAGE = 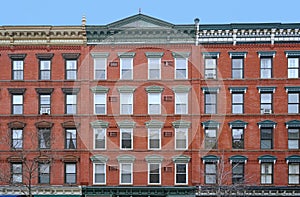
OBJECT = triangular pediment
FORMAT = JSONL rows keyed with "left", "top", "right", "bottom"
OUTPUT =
{"left": 108, "top": 14, "right": 174, "bottom": 29}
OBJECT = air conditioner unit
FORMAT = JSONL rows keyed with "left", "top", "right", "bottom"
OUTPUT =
{"left": 40, "top": 108, "right": 50, "bottom": 115}
{"left": 205, "top": 73, "right": 216, "bottom": 79}
{"left": 261, "top": 108, "right": 272, "bottom": 114}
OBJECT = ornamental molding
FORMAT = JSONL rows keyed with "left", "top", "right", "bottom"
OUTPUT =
{"left": 0, "top": 26, "right": 86, "bottom": 46}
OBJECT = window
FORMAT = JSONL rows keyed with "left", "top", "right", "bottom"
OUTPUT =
{"left": 94, "top": 163, "right": 106, "bottom": 184}
{"left": 66, "top": 60, "right": 77, "bottom": 80}
{"left": 148, "top": 93, "right": 161, "bottom": 114}
{"left": 175, "top": 93, "right": 188, "bottom": 114}
{"left": 39, "top": 94, "right": 51, "bottom": 114}
{"left": 205, "top": 129, "right": 217, "bottom": 149}
{"left": 94, "top": 128, "right": 106, "bottom": 149}
{"left": 204, "top": 58, "right": 217, "bottom": 79}
{"left": 260, "top": 58, "right": 272, "bottom": 79}
{"left": 175, "top": 128, "right": 188, "bottom": 150}
{"left": 12, "top": 60, "right": 24, "bottom": 80}
{"left": 288, "top": 93, "right": 299, "bottom": 113}
{"left": 120, "top": 163, "right": 132, "bottom": 184}
{"left": 65, "top": 129, "right": 77, "bottom": 149}
{"left": 94, "top": 58, "right": 106, "bottom": 80}
{"left": 38, "top": 163, "right": 50, "bottom": 184}
{"left": 232, "top": 128, "right": 244, "bottom": 149}
{"left": 289, "top": 163, "right": 300, "bottom": 184}
{"left": 205, "top": 93, "right": 217, "bottom": 114}
{"left": 12, "top": 95, "right": 23, "bottom": 115}
{"left": 120, "top": 129, "right": 133, "bottom": 150}
{"left": 9, "top": 54, "right": 26, "bottom": 80}
{"left": 205, "top": 163, "right": 217, "bottom": 184}
{"left": 94, "top": 93, "right": 106, "bottom": 115}
{"left": 120, "top": 58, "right": 133, "bottom": 80}
{"left": 232, "top": 162, "right": 244, "bottom": 184}
{"left": 120, "top": 93, "right": 133, "bottom": 115}
{"left": 260, "top": 93, "right": 272, "bottom": 114}
{"left": 65, "top": 163, "right": 76, "bottom": 184}
{"left": 288, "top": 129, "right": 300, "bottom": 149}
{"left": 260, "top": 128, "right": 273, "bottom": 149}
{"left": 148, "top": 129, "right": 161, "bottom": 150}
{"left": 148, "top": 58, "right": 161, "bottom": 80}
{"left": 175, "top": 163, "right": 187, "bottom": 184}
{"left": 175, "top": 58, "right": 188, "bottom": 79}
{"left": 288, "top": 58, "right": 299, "bottom": 78}
{"left": 232, "top": 93, "right": 244, "bottom": 114}
{"left": 11, "top": 163, "right": 22, "bottom": 183}
{"left": 66, "top": 94, "right": 77, "bottom": 114}
{"left": 148, "top": 163, "right": 161, "bottom": 184}
{"left": 40, "top": 60, "right": 51, "bottom": 80}
{"left": 232, "top": 58, "right": 244, "bottom": 79}
{"left": 11, "top": 129, "right": 23, "bottom": 149}
{"left": 261, "top": 163, "right": 273, "bottom": 184}
{"left": 39, "top": 128, "right": 51, "bottom": 149}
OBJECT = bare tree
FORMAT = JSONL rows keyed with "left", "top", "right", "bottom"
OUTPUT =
{"left": 0, "top": 125, "right": 55, "bottom": 197}
{"left": 199, "top": 151, "right": 256, "bottom": 197}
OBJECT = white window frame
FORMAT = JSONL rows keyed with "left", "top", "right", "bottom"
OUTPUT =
{"left": 288, "top": 163, "right": 300, "bottom": 184}
{"left": 94, "top": 93, "right": 107, "bottom": 115}
{"left": 175, "top": 57, "right": 188, "bottom": 79}
{"left": 94, "top": 128, "right": 106, "bottom": 150}
{"left": 120, "top": 128, "right": 133, "bottom": 150}
{"left": 12, "top": 60, "right": 24, "bottom": 80}
{"left": 175, "top": 163, "right": 188, "bottom": 185}
{"left": 260, "top": 57, "right": 272, "bottom": 79}
{"left": 148, "top": 58, "right": 161, "bottom": 80}
{"left": 204, "top": 58, "right": 217, "bottom": 79}
{"left": 148, "top": 163, "right": 161, "bottom": 185}
{"left": 40, "top": 60, "right": 51, "bottom": 80}
{"left": 12, "top": 94, "right": 23, "bottom": 115}
{"left": 288, "top": 58, "right": 299, "bottom": 78}
{"left": 261, "top": 162, "right": 273, "bottom": 184}
{"left": 94, "top": 58, "right": 107, "bottom": 80}
{"left": 120, "top": 92, "right": 133, "bottom": 115}
{"left": 120, "top": 58, "right": 133, "bottom": 80}
{"left": 175, "top": 92, "right": 188, "bottom": 114}
{"left": 148, "top": 93, "right": 161, "bottom": 115}
{"left": 148, "top": 128, "right": 161, "bottom": 150}
{"left": 93, "top": 163, "right": 106, "bottom": 185}
{"left": 66, "top": 60, "right": 77, "bottom": 80}
{"left": 120, "top": 163, "right": 133, "bottom": 185}
{"left": 175, "top": 128, "right": 188, "bottom": 150}
{"left": 66, "top": 94, "right": 77, "bottom": 114}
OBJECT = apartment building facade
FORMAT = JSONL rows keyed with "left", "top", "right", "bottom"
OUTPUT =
{"left": 0, "top": 14, "right": 299, "bottom": 196}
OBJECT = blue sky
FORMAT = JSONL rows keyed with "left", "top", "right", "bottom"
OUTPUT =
{"left": 0, "top": 0, "right": 299, "bottom": 25}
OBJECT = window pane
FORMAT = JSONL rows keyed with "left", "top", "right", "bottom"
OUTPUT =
{"left": 66, "top": 129, "right": 77, "bottom": 149}
{"left": 261, "top": 94, "right": 272, "bottom": 102}
{"left": 40, "top": 60, "right": 50, "bottom": 70}
{"left": 205, "top": 59, "right": 216, "bottom": 68}
{"left": 13, "top": 95, "right": 23, "bottom": 104}
{"left": 232, "top": 94, "right": 243, "bottom": 103}
{"left": 95, "top": 128, "right": 105, "bottom": 149}
{"left": 232, "top": 59, "right": 243, "bottom": 68}
{"left": 67, "top": 95, "right": 77, "bottom": 104}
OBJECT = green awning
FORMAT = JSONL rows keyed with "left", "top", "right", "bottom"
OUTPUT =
{"left": 258, "top": 155, "right": 277, "bottom": 163}
{"left": 285, "top": 86, "right": 300, "bottom": 93}
{"left": 229, "top": 120, "right": 248, "bottom": 128}
{"left": 286, "top": 155, "right": 300, "bottom": 163}
{"left": 286, "top": 120, "right": 300, "bottom": 128}
{"left": 257, "top": 120, "right": 277, "bottom": 128}
{"left": 257, "top": 51, "right": 276, "bottom": 57}
{"left": 202, "top": 155, "right": 220, "bottom": 163}
{"left": 229, "top": 155, "right": 248, "bottom": 163}
{"left": 201, "top": 87, "right": 219, "bottom": 93}
{"left": 202, "top": 52, "right": 220, "bottom": 58}
{"left": 229, "top": 87, "right": 248, "bottom": 93}
{"left": 202, "top": 120, "right": 220, "bottom": 128}
{"left": 228, "top": 51, "right": 248, "bottom": 58}
{"left": 257, "top": 86, "right": 276, "bottom": 93}
{"left": 285, "top": 50, "right": 300, "bottom": 57}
